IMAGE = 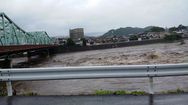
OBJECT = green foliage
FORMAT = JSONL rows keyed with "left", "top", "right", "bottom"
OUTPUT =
{"left": 130, "top": 91, "right": 146, "bottom": 95}
{"left": 102, "top": 27, "right": 146, "bottom": 37}
{"left": 102, "top": 25, "right": 187, "bottom": 38}
{"left": 0, "top": 83, "right": 6, "bottom": 96}
{"left": 169, "top": 27, "right": 178, "bottom": 32}
{"left": 95, "top": 90, "right": 114, "bottom": 95}
{"left": 114, "top": 90, "right": 128, "bottom": 95}
{"left": 95, "top": 90, "right": 146, "bottom": 96}
{"left": 66, "top": 38, "right": 75, "bottom": 46}
{"left": 161, "top": 88, "right": 185, "bottom": 94}
{"left": 169, "top": 25, "right": 187, "bottom": 32}
{"left": 176, "top": 88, "right": 185, "bottom": 93}
{"left": 178, "top": 24, "right": 187, "bottom": 30}
{"left": 129, "top": 35, "right": 138, "bottom": 41}
{"left": 164, "top": 33, "right": 182, "bottom": 41}
{"left": 149, "top": 27, "right": 165, "bottom": 32}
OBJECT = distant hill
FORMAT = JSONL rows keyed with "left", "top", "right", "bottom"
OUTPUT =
{"left": 102, "top": 26, "right": 155, "bottom": 38}
{"left": 85, "top": 32, "right": 105, "bottom": 37}
{"left": 144, "top": 26, "right": 155, "bottom": 31}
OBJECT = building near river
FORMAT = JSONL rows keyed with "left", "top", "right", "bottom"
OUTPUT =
{"left": 69, "top": 28, "right": 84, "bottom": 41}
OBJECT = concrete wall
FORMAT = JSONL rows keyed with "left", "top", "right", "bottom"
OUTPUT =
{"left": 56, "top": 39, "right": 167, "bottom": 53}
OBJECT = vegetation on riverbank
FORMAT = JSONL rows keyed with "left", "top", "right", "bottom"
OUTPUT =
{"left": 95, "top": 90, "right": 146, "bottom": 96}
{"left": 161, "top": 88, "right": 185, "bottom": 94}
{"left": 0, "top": 83, "right": 6, "bottom": 96}
{"left": 95, "top": 88, "right": 186, "bottom": 96}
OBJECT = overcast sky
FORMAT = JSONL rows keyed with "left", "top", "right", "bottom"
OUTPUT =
{"left": 0, "top": 0, "right": 188, "bottom": 36}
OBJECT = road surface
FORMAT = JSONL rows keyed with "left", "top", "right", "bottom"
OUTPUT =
{"left": 1, "top": 94, "right": 188, "bottom": 105}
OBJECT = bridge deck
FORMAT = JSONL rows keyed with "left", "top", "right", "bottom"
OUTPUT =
{"left": 0, "top": 45, "right": 58, "bottom": 56}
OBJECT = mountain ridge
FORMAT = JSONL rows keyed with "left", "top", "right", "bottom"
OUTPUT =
{"left": 102, "top": 26, "right": 154, "bottom": 38}
{"left": 102, "top": 25, "right": 188, "bottom": 38}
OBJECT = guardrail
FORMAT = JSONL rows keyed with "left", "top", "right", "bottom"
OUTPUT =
{"left": 1, "top": 63, "right": 188, "bottom": 97}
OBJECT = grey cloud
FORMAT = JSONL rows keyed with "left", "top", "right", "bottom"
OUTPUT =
{"left": 0, "top": 0, "right": 187, "bottom": 36}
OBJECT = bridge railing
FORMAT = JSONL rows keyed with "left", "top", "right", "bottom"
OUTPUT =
{"left": 1, "top": 63, "right": 188, "bottom": 96}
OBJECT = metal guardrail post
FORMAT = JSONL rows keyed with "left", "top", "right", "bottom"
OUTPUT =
{"left": 6, "top": 81, "right": 13, "bottom": 96}
{"left": 4, "top": 58, "right": 13, "bottom": 96}
{"left": 149, "top": 77, "right": 154, "bottom": 105}
{"left": 149, "top": 77, "right": 154, "bottom": 94}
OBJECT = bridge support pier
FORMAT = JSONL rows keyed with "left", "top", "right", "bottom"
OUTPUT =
{"left": 27, "top": 52, "right": 32, "bottom": 63}
{"left": 0, "top": 58, "right": 12, "bottom": 68}
{"left": 40, "top": 49, "right": 50, "bottom": 58}
{"left": 46, "top": 49, "right": 50, "bottom": 58}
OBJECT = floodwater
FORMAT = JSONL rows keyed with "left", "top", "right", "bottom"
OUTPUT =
{"left": 14, "top": 40, "right": 188, "bottom": 95}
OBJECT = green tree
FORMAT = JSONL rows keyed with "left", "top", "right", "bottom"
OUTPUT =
{"left": 178, "top": 24, "right": 187, "bottom": 30}
{"left": 164, "top": 32, "right": 182, "bottom": 41}
{"left": 66, "top": 38, "right": 75, "bottom": 46}
{"left": 129, "top": 35, "right": 138, "bottom": 41}
{"left": 149, "top": 27, "right": 165, "bottom": 32}
{"left": 169, "top": 27, "right": 178, "bottom": 32}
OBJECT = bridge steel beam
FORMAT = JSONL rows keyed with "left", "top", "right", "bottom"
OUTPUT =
{"left": 0, "top": 12, "right": 53, "bottom": 46}
{"left": 0, "top": 14, "right": 3, "bottom": 45}
{"left": 1, "top": 13, "right": 5, "bottom": 45}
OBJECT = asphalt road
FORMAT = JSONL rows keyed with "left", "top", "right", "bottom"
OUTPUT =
{"left": 0, "top": 94, "right": 188, "bottom": 105}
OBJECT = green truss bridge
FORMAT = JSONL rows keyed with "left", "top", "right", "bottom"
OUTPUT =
{"left": 0, "top": 13, "right": 57, "bottom": 59}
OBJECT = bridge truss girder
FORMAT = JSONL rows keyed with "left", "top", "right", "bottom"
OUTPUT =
{"left": 0, "top": 13, "right": 53, "bottom": 46}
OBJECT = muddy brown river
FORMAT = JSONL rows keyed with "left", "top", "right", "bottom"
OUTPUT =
{"left": 14, "top": 40, "right": 188, "bottom": 95}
